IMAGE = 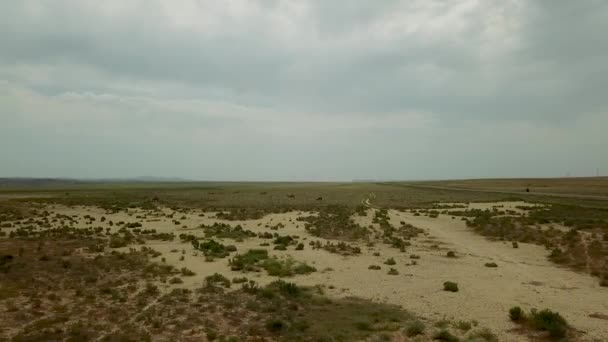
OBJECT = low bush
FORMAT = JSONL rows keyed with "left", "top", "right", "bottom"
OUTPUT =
{"left": 384, "top": 257, "right": 396, "bottom": 265}
{"left": 169, "top": 277, "right": 183, "bottom": 284}
{"left": 509, "top": 306, "right": 523, "bottom": 321}
{"left": 204, "top": 273, "right": 231, "bottom": 288}
{"left": 530, "top": 309, "right": 568, "bottom": 338}
{"left": 466, "top": 328, "right": 498, "bottom": 341}
{"left": 405, "top": 320, "right": 425, "bottom": 337}
{"left": 433, "top": 329, "right": 459, "bottom": 341}
{"left": 508, "top": 307, "right": 569, "bottom": 339}
{"left": 180, "top": 267, "right": 195, "bottom": 276}
{"left": 232, "top": 277, "right": 248, "bottom": 284}
{"left": 443, "top": 281, "right": 459, "bottom": 292}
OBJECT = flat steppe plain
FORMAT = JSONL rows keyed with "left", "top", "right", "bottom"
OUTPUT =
{"left": 1, "top": 180, "right": 607, "bottom": 341}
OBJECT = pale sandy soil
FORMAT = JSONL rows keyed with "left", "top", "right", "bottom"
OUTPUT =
{"left": 14, "top": 202, "right": 608, "bottom": 341}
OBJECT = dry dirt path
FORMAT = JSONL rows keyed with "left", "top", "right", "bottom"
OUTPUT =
{"left": 390, "top": 210, "right": 608, "bottom": 341}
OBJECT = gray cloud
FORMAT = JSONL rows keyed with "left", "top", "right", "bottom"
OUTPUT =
{"left": 1, "top": 1, "right": 607, "bottom": 180}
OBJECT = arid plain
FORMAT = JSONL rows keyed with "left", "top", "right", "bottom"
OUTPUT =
{"left": 1, "top": 179, "right": 607, "bottom": 341}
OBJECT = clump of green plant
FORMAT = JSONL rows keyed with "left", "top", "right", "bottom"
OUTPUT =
{"left": 298, "top": 206, "right": 369, "bottom": 241}
{"left": 508, "top": 307, "right": 569, "bottom": 339}
{"left": 232, "top": 277, "right": 248, "bottom": 284}
{"left": 262, "top": 257, "right": 316, "bottom": 277}
{"left": 230, "top": 249, "right": 315, "bottom": 277}
{"left": 229, "top": 249, "right": 270, "bottom": 271}
{"left": 309, "top": 240, "right": 361, "bottom": 255}
{"left": 215, "top": 208, "right": 268, "bottom": 220}
{"left": 509, "top": 306, "right": 524, "bottom": 322}
{"left": 204, "top": 273, "right": 231, "bottom": 288}
{"left": 443, "top": 281, "right": 459, "bottom": 292}
{"left": 169, "top": 277, "right": 183, "bottom": 284}
{"left": 387, "top": 268, "right": 399, "bottom": 275}
{"left": 466, "top": 328, "right": 498, "bottom": 342}
{"left": 446, "top": 251, "right": 457, "bottom": 258}
{"left": 433, "top": 329, "right": 459, "bottom": 341}
{"left": 384, "top": 257, "right": 396, "bottom": 265}
{"left": 368, "top": 265, "right": 381, "bottom": 270}
{"left": 201, "top": 222, "right": 256, "bottom": 240}
{"left": 454, "top": 320, "right": 471, "bottom": 332}
{"left": 484, "top": 262, "right": 498, "bottom": 268}
{"left": 192, "top": 239, "right": 236, "bottom": 258}
{"left": 180, "top": 267, "right": 195, "bottom": 276}
{"left": 405, "top": 320, "right": 425, "bottom": 337}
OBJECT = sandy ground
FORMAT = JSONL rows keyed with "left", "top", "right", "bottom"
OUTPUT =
{"left": 11, "top": 202, "right": 608, "bottom": 341}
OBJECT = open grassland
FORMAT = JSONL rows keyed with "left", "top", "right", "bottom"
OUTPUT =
{"left": 1, "top": 179, "right": 607, "bottom": 341}
{"left": 410, "top": 177, "right": 608, "bottom": 198}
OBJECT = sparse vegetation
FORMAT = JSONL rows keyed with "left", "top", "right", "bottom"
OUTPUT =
{"left": 298, "top": 205, "right": 369, "bottom": 241}
{"left": 508, "top": 307, "right": 570, "bottom": 339}
{"left": 405, "top": 320, "right": 425, "bottom": 337}
{"left": 433, "top": 329, "right": 459, "bottom": 341}
{"left": 229, "top": 249, "right": 316, "bottom": 277}
{"left": 1, "top": 179, "right": 605, "bottom": 341}
{"left": 192, "top": 239, "right": 237, "bottom": 258}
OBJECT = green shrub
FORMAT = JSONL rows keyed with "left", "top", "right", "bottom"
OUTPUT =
{"left": 229, "top": 249, "right": 269, "bottom": 271}
{"left": 262, "top": 258, "right": 316, "bottom": 277}
{"left": 446, "top": 251, "right": 456, "bottom": 258}
{"left": 232, "top": 277, "right": 248, "bottom": 284}
{"left": 169, "top": 277, "right": 183, "bottom": 284}
{"left": 433, "top": 329, "right": 459, "bottom": 341}
{"left": 484, "top": 262, "right": 498, "bottom": 268}
{"left": 443, "top": 281, "right": 459, "bottom": 292}
{"left": 180, "top": 267, "right": 195, "bottom": 276}
{"left": 455, "top": 320, "right": 471, "bottom": 331}
{"left": 195, "top": 239, "right": 236, "bottom": 258}
{"left": 405, "top": 320, "right": 425, "bottom": 337}
{"left": 466, "top": 328, "right": 498, "bottom": 341}
{"left": 388, "top": 268, "right": 399, "bottom": 275}
{"left": 509, "top": 306, "right": 523, "bottom": 321}
{"left": 354, "top": 321, "right": 372, "bottom": 331}
{"left": 266, "top": 280, "right": 302, "bottom": 298}
{"left": 530, "top": 309, "right": 568, "bottom": 338}
{"left": 512, "top": 241, "right": 519, "bottom": 248}
{"left": 205, "top": 273, "right": 231, "bottom": 288}
{"left": 384, "top": 257, "right": 396, "bottom": 265}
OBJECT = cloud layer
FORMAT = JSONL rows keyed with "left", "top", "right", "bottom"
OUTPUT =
{"left": 1, "top": 0, "right": 607, "bottom": 180}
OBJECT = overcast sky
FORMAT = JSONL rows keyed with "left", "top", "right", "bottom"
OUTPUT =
{"left": 1, "top": 1, "right": 607, "bottom": 181}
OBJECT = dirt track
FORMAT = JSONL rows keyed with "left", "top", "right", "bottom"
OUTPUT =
{"left": 391, "top": 208, "right": 608, "bottom": 341}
